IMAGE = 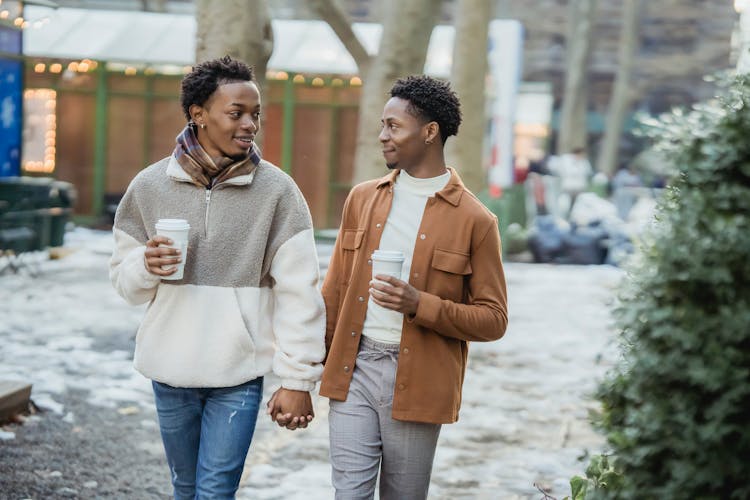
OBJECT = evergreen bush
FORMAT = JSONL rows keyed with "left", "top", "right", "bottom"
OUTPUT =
{"left": 591, "top": 75, "right": 750, "bottom": 499}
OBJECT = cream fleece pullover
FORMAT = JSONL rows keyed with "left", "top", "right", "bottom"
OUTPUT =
{"left": 110, "top": 156, "right": 325, "bottom": 390}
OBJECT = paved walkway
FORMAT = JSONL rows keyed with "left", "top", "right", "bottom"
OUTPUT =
{"left": 0, "top": 230, "right": 623, "bottom": 499}
{"left": 239, "top": 243, "right": 623, "bottom": 499}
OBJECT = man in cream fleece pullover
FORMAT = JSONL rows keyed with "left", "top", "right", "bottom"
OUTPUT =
{"left": 109, "top": 56, "right": 325, "bottom": 499}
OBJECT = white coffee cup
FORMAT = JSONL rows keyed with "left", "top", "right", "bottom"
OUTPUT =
{"left": 155, "top": 218, "right": 190, "bottom": 280}
{"left": 371, "top": 250, "right": 405, "bottom": 282}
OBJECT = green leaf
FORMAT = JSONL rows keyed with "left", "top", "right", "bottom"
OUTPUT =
{"left": 570, "top": 475, "right": 589, "bottom": 499}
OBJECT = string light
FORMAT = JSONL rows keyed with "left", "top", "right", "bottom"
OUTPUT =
{"left": 23, "top": 89, "right": 57, "bottom": 174}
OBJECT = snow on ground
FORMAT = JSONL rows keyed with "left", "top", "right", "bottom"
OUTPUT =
{"left": 0, "top": 228, "right": 624, "bottom": 499}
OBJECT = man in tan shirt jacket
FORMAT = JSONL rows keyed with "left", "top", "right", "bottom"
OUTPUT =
{"left": 319, "top": 75, "right": 508, "bottom": 499}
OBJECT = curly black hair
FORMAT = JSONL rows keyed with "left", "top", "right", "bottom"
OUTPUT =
{"left": 180, "top": 55, "right": 255, "bottom": 121}
{"left": 389, "top": 75, "right": 462, "bottom": 144}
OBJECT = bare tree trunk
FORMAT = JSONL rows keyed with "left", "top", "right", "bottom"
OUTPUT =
{"left": 142, "top": 0, "right": 167, "bottom": 12}
{"left": 445, "top": 0, "right": 490, "bottom": 194}
{"left": 195, "top": 0, "right": 273, "bottom": 145}
{"left": 311, "top": 0, "right": 442, "bottom": 183}
{"left": 737, "top": 1, "right": 750, "bottom": 73}
{"left": 195, "top": 0, "right": 273, "bottom": 95}
{"left": 557, "top": 0, "right": 597, "bottom": 154}
{"left": 596, "top": 0, "right": 639, "bottom": 177}
{"left": 353, "top": 0, "right": 443, "bottom": 183}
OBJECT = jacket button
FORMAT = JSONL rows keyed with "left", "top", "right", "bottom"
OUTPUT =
{"left": 376, "top": 223, "right": 382, "bottom": 228}
{"left": 402, "top": 347, "right": 409, "bottom": 354}
{"left": 351, "top": 331, "right": 357, "bottom": 337}
{"left": 367, "top": 259, "right": 372, "bottom": 265}
{"left": 358, "top": 296, "right": 364, "bottom": 302}
{"left": 420, "top": 234, "right": 426, "bottom": 240}
{"left": 343, "top": 365, "right": 350, "bottom": 372}
{"left": 398, "top": 383, "right": 405, "bottom": 390}
{"left": 413, "top": 272, "right": 419, "bottom": 278}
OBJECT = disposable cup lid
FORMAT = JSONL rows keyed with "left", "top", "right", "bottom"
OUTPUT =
{"left": 155, "top": 218, "right": 190, "bottom": 231}
{"left": 372, "top": 250, "right": 404, "bottom": 262}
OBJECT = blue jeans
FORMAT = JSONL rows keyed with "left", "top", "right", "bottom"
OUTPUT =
{"left": 152, "top": 378, "right": 263, "bottom": 500}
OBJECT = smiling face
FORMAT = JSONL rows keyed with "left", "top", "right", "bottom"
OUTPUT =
{"left": 378, "top": 97, "right": 431, "bottom": 171}
{"left": 189, "top": 80, "right": 261, "bottom": 160}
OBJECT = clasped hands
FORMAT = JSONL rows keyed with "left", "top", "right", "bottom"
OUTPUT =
{"left": 266, "top": 388, "right": 315, "bottom": 431}
{"left": 265, "top": 276, "right": 418, "bottom": 431}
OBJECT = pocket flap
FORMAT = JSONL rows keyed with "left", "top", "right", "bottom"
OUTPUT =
{"left": 341, "top": 229, "right": 364, "bottom": 250}
{"left": 431, "top": 248, "right": 472, "bottom": 275}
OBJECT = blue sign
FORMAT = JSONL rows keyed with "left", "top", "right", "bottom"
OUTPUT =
{"left": 0, "top": 26, "right": 22, "bottom": 178}
{"left": 0, "top": 24, "right": 22, "bottom": 53}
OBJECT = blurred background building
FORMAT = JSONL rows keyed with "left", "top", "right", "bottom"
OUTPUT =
{"left": 0, "top": 0, "right": 740, "bottom": 229}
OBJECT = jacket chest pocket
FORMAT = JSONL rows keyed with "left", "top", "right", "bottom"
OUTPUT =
{"left": 340, "top": 228, "right": 365, "bottom": 285}
{"left": 428, "top": 247, "right": 472, "bottom": 302}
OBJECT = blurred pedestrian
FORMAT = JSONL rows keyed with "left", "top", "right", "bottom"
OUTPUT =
{"left": 548, "top": 147, "right": 593, "bottom": 216}
{"left": 611, "top": 162, "right": 643, "bottom": 219}
{"left": 109, "top": 56, "right": 325, "bottom": 499}
{"left": 527, "top": 150, "right": 550, "bottom": 215}
{"left": 318, "top": 75, "right": 508, "bottom": 499}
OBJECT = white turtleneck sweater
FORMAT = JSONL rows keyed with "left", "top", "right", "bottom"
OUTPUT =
{"left": 362, "top": 168, "right": 451, "bottom": 344}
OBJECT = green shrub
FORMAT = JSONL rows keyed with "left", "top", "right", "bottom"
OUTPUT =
{"left": 592, "top": 75, "right": 750, "bottom": 499}
{"left": 563, "top": 454, "right": 625, "bottom": 500}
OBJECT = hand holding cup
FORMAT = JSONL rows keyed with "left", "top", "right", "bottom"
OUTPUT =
{"left": 368, "top": 250, "right": 420, "bottom": 315}
{"left": 145, "top": 219, "right": 190, "bottom": 279}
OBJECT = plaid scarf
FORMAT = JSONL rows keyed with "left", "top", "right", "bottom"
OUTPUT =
{"left": 173, "top": 123, "right": 262, "bottom": 188}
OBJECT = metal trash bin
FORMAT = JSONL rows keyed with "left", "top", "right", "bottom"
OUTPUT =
{"left": 48, "top": 181, "right": 76, "bottom": 247}
{"left": 0, "top": 177, "right": 77, "bottom": 249}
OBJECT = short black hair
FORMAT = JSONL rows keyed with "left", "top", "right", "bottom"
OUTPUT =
{"left": 389, "top": 75, "right": 462, "bottom": 144}
{"left": 180, "top": 55, "right": 255, "bottom": 121}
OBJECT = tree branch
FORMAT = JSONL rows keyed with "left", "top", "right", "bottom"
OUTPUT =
{"left": 308, "top": 0, "right": 372, "bottom": 74}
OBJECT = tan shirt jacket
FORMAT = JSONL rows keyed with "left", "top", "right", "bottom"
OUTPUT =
{"left": 319, "top": 168, "right": 508, "bottom": 424}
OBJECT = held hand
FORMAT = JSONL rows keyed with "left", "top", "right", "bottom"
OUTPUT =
{"left": 144, "top": 236, "right": 181, "bottom": 277}
{"left": 266, "top": 388, "right": 314, "bottom": 431}
{"left": 369, "top": 275, "right": 420, "bottom": 316}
